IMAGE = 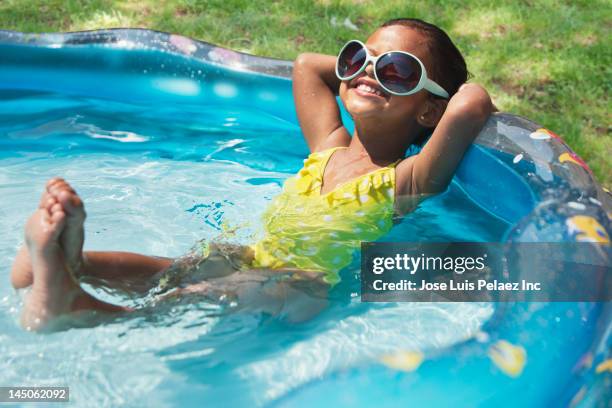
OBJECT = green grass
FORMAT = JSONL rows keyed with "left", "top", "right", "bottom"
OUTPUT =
{"left": 1, "top": 0, "right": 610, "bottom": 187}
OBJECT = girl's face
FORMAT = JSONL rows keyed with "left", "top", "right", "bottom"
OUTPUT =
{"left": 339, "top": 26, "right": 435, "bottom": 122}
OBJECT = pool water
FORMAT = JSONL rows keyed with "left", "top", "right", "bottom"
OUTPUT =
{"left": 0, "top": 90, "right": 504, "bottom": 407}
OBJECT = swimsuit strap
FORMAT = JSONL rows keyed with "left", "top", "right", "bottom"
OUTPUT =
{"left": 316, "top": 146, "right": 347, "bottom": 179}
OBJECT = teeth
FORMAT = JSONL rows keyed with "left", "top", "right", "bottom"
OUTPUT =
{"left": 356, "top": 83, "right": 383, "bottom": 96}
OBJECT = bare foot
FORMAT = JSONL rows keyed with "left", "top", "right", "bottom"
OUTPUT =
{"left": 10, "top": 186, "right": 61, "bottom": 288}
{"left": 11, "top": 179, "right": 87, "bottom": 289}
{"left": 10, "top": 245, "right": 33, "bottom": 289}
{"left": 46, "top": 178, "right": 86, "bottom": 279}
{"left": 21, "top": 206, "right": 80, "bottom": 330}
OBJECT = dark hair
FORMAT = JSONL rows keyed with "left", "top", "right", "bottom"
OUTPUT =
{"left": 380, "top": 18, "right": 468, "bottom": 97}
{"left": 379, "top": 18, "right": 468, "bottom": 146}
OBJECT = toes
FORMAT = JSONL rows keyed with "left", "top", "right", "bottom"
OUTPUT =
{"left": 46, "top": 177, "right": 65, "bottom": 190}
{"left": 49, "top": 206, "right": 67, "bottom": 235}
{"left": 43, "top": 179, "right": 85, "bottom": 221}
{"left": 46, "top": 180, "right": 85, "bottom": 215}
{"left": 57, "top": 190, "right": 84, "bottom": 215}
{"left": 57, "top": 190, "right": 71, "bottom": 207}
{"left": 47, "top": 178, "right": 75, "bottom": 196}
{"left": 50, "top": 208, "right": 66, "bottom": 225}
{"left": 51, "top": 203, "right": 63, "bottom": 214}
{"left": 48, "top": 182, "right": 75, "bottom": 197}
{"left": 38, "top": 208, "right": 53, "bottom": 231}
{"left": 39, "top": 192, "right": 57, "bottom": 209}
{"left": 47, "top": 196, "right": 58, "bottom": 210}
{"left": 45, "top": 196, "right": 58, "bottom": 211}
{"left": 38, "top": 192, "right": 49, "bottom": 208}
{"left": 40, "top": 206, "right": 51, "bottom": 222}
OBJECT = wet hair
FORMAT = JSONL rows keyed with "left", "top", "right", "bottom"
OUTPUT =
{"left": 380, "top": 18, "right": 468, "bottom": 97}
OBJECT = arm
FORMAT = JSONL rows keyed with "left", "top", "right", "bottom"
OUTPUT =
{"left": 397, "top": 83, "right": 493, "bottom": 196}
{"left": 292, "top": 53, "right": 351, "bottom": 152}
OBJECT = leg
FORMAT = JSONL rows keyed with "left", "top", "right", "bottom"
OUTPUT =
{"left": 81, "top": 252, "right": 172, "bottom": 279}
{"left": 77, "top": 251, "right": 174, "bottom": 296}
{"left": 21, "top": 204, "right": 128, "bottom": 332}
{"left": 11, "top": 249, "right": 172, "bottom": 289}
{"left": 11, "top": 178, "right": 173, "bottom": 289}
{"left": 171, "top": 268, "right": 330, "bottom": 323}
{"left": 15, "top": 178, "right": 328, "bottom": 330}
{"left": 11, "top": 177, "right": 87, "bottom": 289}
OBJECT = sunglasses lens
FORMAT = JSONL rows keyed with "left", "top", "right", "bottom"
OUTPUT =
{"left": 376, "top": 52, "right": 422, "bottom": 94}
{"left": 337, "top": 41, "right": 367, "bottom": 78}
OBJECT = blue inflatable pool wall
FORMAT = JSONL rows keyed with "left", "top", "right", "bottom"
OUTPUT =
{"left": 0, "top": 29, "right": 610, "bottom": 407}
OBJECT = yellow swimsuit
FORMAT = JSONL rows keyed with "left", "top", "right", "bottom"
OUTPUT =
{"left": 250, "top": 147, "right": 399, "bottom": 285}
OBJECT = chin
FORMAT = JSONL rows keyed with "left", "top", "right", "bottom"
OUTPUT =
{"left": 344, "top": 97, "right": 386, "bottom": 119}
{"left": 346, "top": 104, "right": 385, "bottom": 120}
{"left": 349, "top": 110, "right": 382, "bottom": 121}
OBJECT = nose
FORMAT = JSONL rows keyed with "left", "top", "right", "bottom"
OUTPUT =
{"left": 364, "top": 61, "right": 375, "bottom": 77}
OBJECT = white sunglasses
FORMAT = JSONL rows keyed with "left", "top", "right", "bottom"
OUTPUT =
{"left": 335, "top": 40, "right": 449, "bottom": 98}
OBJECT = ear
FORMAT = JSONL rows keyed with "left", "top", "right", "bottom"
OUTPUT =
{"left": 416, "top": 97, "right": 448, "bottom": 128}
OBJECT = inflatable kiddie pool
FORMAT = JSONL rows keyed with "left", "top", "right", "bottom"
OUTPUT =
{"left": 0, "top": 29, "right": 610, "bottom": 407}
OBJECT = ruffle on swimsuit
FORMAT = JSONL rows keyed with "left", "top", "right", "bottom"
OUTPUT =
{"left": 250, "top": 146, "right": 400, "bottom": 285}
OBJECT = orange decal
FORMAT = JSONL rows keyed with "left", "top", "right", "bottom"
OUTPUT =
{"left": 559, "top": 152, "right": 592, "bottom": 173}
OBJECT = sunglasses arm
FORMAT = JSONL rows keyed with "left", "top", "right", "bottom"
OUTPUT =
{"left": 424, "top": 79, "right": 449, "bottom": 99}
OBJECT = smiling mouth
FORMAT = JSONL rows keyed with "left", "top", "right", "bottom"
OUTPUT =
{"left": 351, "top": 78, "right": 387, "bottom": 98}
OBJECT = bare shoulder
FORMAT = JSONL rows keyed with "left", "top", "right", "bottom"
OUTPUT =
{"left": 394, "top": 155, "right": 436, "bottom": 214}
{"left": 394, "top": 155, "right": 417, "bottom": 196}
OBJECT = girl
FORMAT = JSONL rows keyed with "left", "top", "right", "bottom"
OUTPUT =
{"left": 11, "top": 18, "right": 492, "bottom": 331}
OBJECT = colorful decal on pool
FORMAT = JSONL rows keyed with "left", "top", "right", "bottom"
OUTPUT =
{"left": 595, "top": 358, "right": 612, "bottom": 373}
{"left": 208, "top": 47, "right": 243, "bottom": 65}
{"left": 529, "top": 128, "right": 562, "bottom": 141}
{"left": 380, "top": 350, "right": 424, "bottom": 372}
{"left": 558, "top": 152, "right": 592, "bottom": 173}
{"left": 169, "top": 34, "right": 198, "bottom": 55}
{"left": 566, "top": 215, "right": 610, "bottom": 244}
{"left": 569, "top": 386, "right": 587, "bottom": 407}
{"left": 572, "top": 352, "right": 594, "bottom": 373}
{"left": 513, "top": 153, "right": 524, "bottom": 164}
{"left": 529, "top": 128, "right": 567, "bottom": 146}
{"left": 488, "top": 340, "right": 526, "bottom": 377}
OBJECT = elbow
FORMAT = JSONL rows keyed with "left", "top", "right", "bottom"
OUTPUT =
{"left": 293, "top": 53, "right": 315, "bottom": 79}
{"left": 476, "top": 93, "right": 494, "bottom": 120}
{"left": 450, "top": 84, "right": 494, "bottom": 124}
{"left": 410, "top": 172, "right": 450, "bottom": 196}
{"left": 450, "top": 101, "right": 492, "bottom": 129}
{"left": 294, "top": 53, "right": 308, "bottom": 68}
